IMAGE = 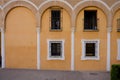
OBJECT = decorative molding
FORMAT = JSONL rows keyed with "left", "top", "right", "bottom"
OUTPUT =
{"left": 74, "top": 0, "right": 110, "bottom": 10}
{"left": 38, "top": 0, "right": 73, "bottom": 10}
{"left": 0, "top": 27, "right": 5, "bottom": 68}
{"left": 81, "top": 39, "right": 100, "bottom": 60}
{"left": 36, "top": 27, "right": 40, "bottom": 69}
{"left": 111, "top": 1, "right": 120, "bottom": 10}
{"left": 107, "top": 32, "right": 111, "bottom": 71}
{"left": 47, "top": 39, "right": 65, "bottom": 60}
{"left": 117, "top": 39, "right": 120, "bottom": 60}
{"left": 2, "top": 0, "right": 38, "bottom": 10}
{"left": 71, "top": 27, "right": 75, "bottom": 71}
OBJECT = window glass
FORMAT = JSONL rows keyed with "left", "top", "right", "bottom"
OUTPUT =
{"left": 51, "top": 43, "right": 61, "bottom": 56}
{"left": 84, "top": 10, "right": 97, "bottom": 30}
{"left": 51, "top": 10, "right": 61, "bottom": 30}
{"left": 86, "top": 43, "right": 95, "bottom": 56}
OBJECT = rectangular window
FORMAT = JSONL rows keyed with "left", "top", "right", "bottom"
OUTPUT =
{"left": 51, "top": 10, "right": 61, "bottom": 30}
{"left": 81, "top": 39, "right": 100, "bottom": 60}
{"left": 84, "top": 10, "right": 97, "bottom": 30}
{"left": 51, "top": 43, "right": 61, "bottom": 56}
{"left": 47, "top": 40, "right": 65, "bottom": 60}
{"left": 117, "top": 18, "right": 120, "bottom": 32}
{"left": 86, "top": 43, "right": 95, "bottom": 56}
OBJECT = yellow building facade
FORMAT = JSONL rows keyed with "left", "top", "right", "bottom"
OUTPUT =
{"left": 0, "top": 0, "right": 120, "bottom": 72}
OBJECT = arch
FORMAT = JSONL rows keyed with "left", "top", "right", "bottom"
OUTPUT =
{"left": 111, "top": 1, "right": 120, "bottom": 17}
{"left": 74, "top": 0, "right": 110, "bottom": 27}
{"left": 3, "top": 0, "right": 39, "bottom": 27}
{"left": 39, "top": 0, "right": 73, "bottom": 15}
{"left": 38, "top": 0, "right": 73, "bottom": 27}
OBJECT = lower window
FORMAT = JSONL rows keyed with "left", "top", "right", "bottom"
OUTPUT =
{"left": 81, "top": 39, "right": 100, "bottom": 60}
{"left": 47, "top": 40, "right": 65, "bottom": 60}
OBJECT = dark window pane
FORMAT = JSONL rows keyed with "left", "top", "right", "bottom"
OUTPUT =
{"left": 51, "top": 10, "right": 61, "bottom": 30}
{"left": 86, "top": 43, "right": 95, "bottom": 56}
{"left": 117, "top": 18, "right": 120, "bottom": 31}
{"left": 51, "top": 43, "right": 61, "bottom": 56}
{"left": 84, "top": 10, "right": 97, "bottom": 30}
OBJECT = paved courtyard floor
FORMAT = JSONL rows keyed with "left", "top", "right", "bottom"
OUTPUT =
{"left": 0, "top": 69, "right": 110, "bottom": 80}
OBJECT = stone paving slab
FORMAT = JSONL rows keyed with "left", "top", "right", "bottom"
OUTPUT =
{"left": 0, "top": 69, "right": 110, "bottom": 80}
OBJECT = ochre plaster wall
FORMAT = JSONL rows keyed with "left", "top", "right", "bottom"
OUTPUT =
{"left": 40, "top": 8, "right": 71, "bottom": 70}
{"left": 111, "top": 9, "right": 120, "bottom": 65}
{"left": 75, "top": 7, "right": 107, "bottom": 71}
{"left": 5, "top": 7, "right": 37, "bottom": 69}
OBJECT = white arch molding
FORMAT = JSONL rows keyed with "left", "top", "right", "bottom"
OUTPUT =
{"left": 0, "top": 27, "right": 5, "bottom": 68}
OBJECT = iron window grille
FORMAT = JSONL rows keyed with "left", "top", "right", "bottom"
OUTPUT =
{"left": 84, "top": 10, "right": 99, "bottom": 31}
{"left": 50, "top": 8, "right": 62, "bottom": 31}
{"left": 47, "top": 40, "right": 65, "bottom": 60}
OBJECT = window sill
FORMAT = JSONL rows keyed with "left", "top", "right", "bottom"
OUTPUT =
{"left": 50, "top": 29, "right": 62, "bottom": 32}
{"left": 83, "top": 29, "right": 99, "bottom": 32}
{"left": 47, "top": 57, "right": 65, "bottom": 60}
{"left": 81, "top": 56, "right": 100, "bottom": 60}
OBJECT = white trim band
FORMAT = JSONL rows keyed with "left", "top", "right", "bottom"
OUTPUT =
{"left": 37, "top": 28, "right": 40, "bottom": 69}
{"left": 107, "top": 32, "right": 111, "bottom": 71}
{"left": 0, "top": 28, "right": 5, "bottom": 68}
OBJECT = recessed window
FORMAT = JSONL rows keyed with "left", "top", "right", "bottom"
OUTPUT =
{"left": 81, "top": 39, "right": 100, "bottom": 60}
{"left": 47, "top": 40, "right": 65, "bottom": 60}
{"left": 86, "top": 43, "right": 95, "bottom": 56}
{"left": 51, "top": 43, "right": 61, "bottom": 56}
{"left": 84, "top": 10, "right": 98, "bottom": 30}
{"left": 51, "top": 9, "right": 61, "bottom": 30}
{"left": 117, "top": 18, "right": 120, "bottom": 32}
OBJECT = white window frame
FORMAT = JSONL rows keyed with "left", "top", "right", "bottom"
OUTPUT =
{"left": 81, "top": 39, "right": 100, "bottom": 60}
{"left": 47, "top": 39, "right": 65, "bottom": 60}
{"left": 117, "top": 39, "right": 120, "bottom": 60}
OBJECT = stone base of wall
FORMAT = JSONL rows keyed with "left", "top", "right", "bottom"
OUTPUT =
{"left": 0, "top": 69, "right": 110, "bottom": 80}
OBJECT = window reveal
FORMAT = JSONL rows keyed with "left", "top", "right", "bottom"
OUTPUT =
{"left": 86, "top": 43, "right": 95, "bottom": 56}
{"left": 84, "top": 10, "right": 97, "bottom": 30}
{"left": 51, "top": 43, "right": 61, "bottom": 56}
{"left": 51, "top": 10, "right": 61, "bottom": 30}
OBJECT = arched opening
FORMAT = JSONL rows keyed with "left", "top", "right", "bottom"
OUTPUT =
{"left": 5, "top": 7, "right": 37, "bottom": 69}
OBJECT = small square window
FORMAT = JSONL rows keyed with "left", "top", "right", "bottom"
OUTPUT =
{"left": 81, "top": 39, "right": 100, "bottom": 60}
{"left": 86, "top": 43, "right": 95, "bottom": 56}
{"left": 51, "top": 43, "right": 61, "bottom": 56}
{"left": 50, "top": 9, "right": 61, "bottom": 31}
{"left": 47, "top": 40, "right": 65, "bottom": 60}
{"left": 84, "top": 10, "right": 98, "bottom": 30}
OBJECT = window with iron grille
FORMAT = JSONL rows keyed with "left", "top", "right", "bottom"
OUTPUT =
{"left": 84, "top": 10, "right": 97, "bottom": 30}
{"left": 51, "top": 10, "right": 61, "bottom": 30}
{"left": 51, "top": 43, "right": 61, "bottom": 56}
{"left": 47, "top": 40, "right": 65, "bottom": 60}
{"left": 117, "top": 18, "right": 120, "bottom": 32}
{"left": 81, "top": 40, "right": 100, "bottom": 60}
{"left": 86, "top": 43, "right": 95, "bottom": 56}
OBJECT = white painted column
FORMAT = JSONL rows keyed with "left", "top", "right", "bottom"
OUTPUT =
{"left": 37, "top": 27, "right": 40, "bottom": 69}
{"left": 0, "top": 27, "right": 5, "bottom": 68}
{"left": 71, "top": 27, "right": 75, "bottom": 71}
{"left": 107, "top": 28, "right": 111, "bottom": 71}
